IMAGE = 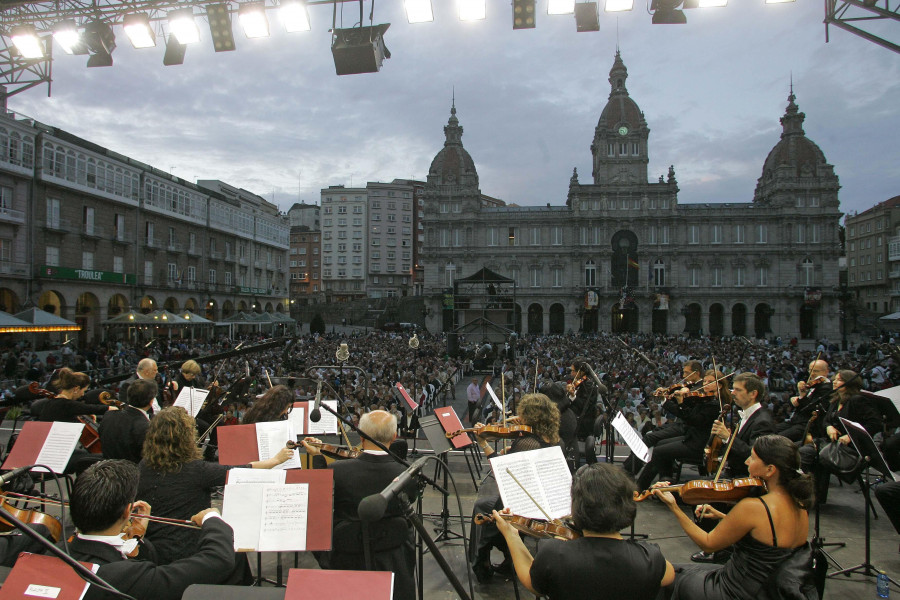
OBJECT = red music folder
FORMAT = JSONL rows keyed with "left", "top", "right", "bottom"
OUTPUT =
{"left": 434, "top": 406, "right": 473, "bottom": 449}
{"left": 0, "top": 553, "right": 97, "bottom": 600}
{"left": 1, "top": 421, "right": 83, "bottom": 473}
{"left": 223, "top": 468, "right": 334, "bottom": 551}
{"left": 395, "top": 383, "right": 418, "bottom": 411}
{"left": 216, "top": 424, "right": 260, "bottom": 465}
{"left": 285, "top": 568, "right": 393, "bottom": 600}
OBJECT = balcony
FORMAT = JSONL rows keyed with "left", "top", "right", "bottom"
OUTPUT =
{"left": 167, "top": 243, "right": 184, "bottom": 254}
{"left": 238, "top": 256, "right": 249, "bottom": 266}
{"left": 210, "top": 251, "right": 224, "bottom": 261}
{"left": 891, "top": 270, "right": 900, "bottom": 279}
{"left": 889, "top": 236, "right": 900, "bottom": 262}
{"left": 112, "top": 231, "right": 135, "bottom": 244}
{"left": 81, "top": 225, "right": 107, "bottom": 240}
{"left": 0, "top": 261, "right": 28, "bottom": 276}
{"left": 146, "top": 237, "right": 162, "bottom": 249}
{"left": 0, "top": 206, "right": 24, "bottom": 225}
{"left": 188, "top": 246, "right": 203, "bottom": 257}
{"left": 44, "top": 218, "right": 75, "bottom": 234}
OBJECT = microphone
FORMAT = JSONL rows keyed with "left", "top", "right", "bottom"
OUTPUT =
{"left": 310, "top": 381, "right": 323, "bottom": 423}
{"left": 357, "top": 456, "right": 428, "bottom": 522}
{"left": 0, "top": 465, "right": 32, "bottom": 486}
{"left": 476, "top": 344, "right": 492, "bottom": 358}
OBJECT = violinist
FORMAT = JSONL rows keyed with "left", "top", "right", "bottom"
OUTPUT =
{"left": 633, "top": 366, "right": 719, "bottom": 492}
{"left": 776, "top": 360, "right": 831, "bottom": 443}
{"left": 569, "top": 357, "right": 600, "bottom": 465}
{"left": 241, "top": 385, "right": 294, "bottom": 424}
{"left": 174, "top": 359, "right": 205, "bottom": 391}
{"left": 470, "top": 394, "right": 560, "bottom": 583}
{"left": 540, "top": 382, "right": 578, "bottom": 471}
{"left": 119, "top": 359, "right": 173, "bottom": 413}
{"left": 798, "top": 369, "right": 883, "bottom": 504}
{"left": 652, "top": 435, "right": 817, "bottom": 600}
{"left": 623, "top": 360, "right": 704, "bottom": 476}
{"left": 99, "top": 379, "right": 155, "bottom": 463}
{"left": 495, "top": 463, "right": 674, "bottom": 600}
{"left": 64, "top": 460, "right": 237, "bottom": 600}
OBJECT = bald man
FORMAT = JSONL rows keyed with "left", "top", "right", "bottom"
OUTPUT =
{"left": 302, "top": 410, "right": 416, "bottom": 600}
{"left": 776, "top": 359, "right": 831, "bottom": 443}
{"left": 119, "top": 358, "right": 177, "bottom": 413}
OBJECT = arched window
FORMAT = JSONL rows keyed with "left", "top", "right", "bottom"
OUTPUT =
{"left": 653, "top": 259, "right": 666, "bottom": 287}
{"left": 584, "top": 260, "right": 597, "bottom": 287}
{"left": 801, "top": 258, "right": 814, "bottom": 286}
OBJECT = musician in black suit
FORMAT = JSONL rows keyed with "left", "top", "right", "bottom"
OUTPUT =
{"left": 99, "top": 379, "right": 155, "bottom": 463}
{"left": 776, "top": 359, "right": 831, "bottom": 442}
{"left": 708, "top": 372, "right": 776, "bottom": 478}
{"left": 570, "top": 357, "right": 600, "bottom": 465}
{"left": 62, "top": 460, "right": 235, "bottom": 600}
{"left": 119, "top": 358, "right": 174, "bottom": 412}
{"left": 302, "top": 410, "right": 416, "bottom": 600}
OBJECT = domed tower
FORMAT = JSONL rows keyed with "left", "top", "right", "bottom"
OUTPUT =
{"left": 591, "top": 51, "right": 650, "bottom": 185}
{"left": 426, "top": 100, "right": 480, "bottom": 195}
{"left": 754, "top": 90, "right": 839, "bottom": 207}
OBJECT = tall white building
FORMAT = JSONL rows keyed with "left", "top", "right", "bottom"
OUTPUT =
{"left": 321, "top": 185, "right": 368, "bottom": 302}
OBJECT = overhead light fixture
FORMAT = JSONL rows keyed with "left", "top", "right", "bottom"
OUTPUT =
{"left": 459, "top": 0, "right": 486, "bottom": 20}
{"left": 698, "top": 0, "right": 727, "bottom": 5}
{"left": 548, "top": 0, "right": 575, "bottom": 14}
{"left": 84, "top": 21, "right": 115, "bottom": 67}
{"left": 331, "top": 24, "right": 390, "bottom": 75}
{"left": 207, "top": 3, "right": 236, "bottom": 50}
{"left": 163, "top": 34, "right": 187, "bottom": 65}
{"left": 575, "top": 1, "right": 600, "bottom": 30}
{"left": 123, "top": 13, "right": 156, "bottom": 48}
{"left": 169, "top": 8, "right": 201, "bottom": 44}
{"left": 239, "top": 2, "right": 270, "bottom": 38}
{"left": 280, "top": 0, "right": 311, "bottom": 32}
{"left": 404, "top": 0, "right": 434, "bottom": 23}
{"left": 605, "top": 0, "right": 634, "bottom": 10}
{"left": 512, "top": 0, "right": 536, "bottom": 29}
{"left": 53, "top": 20, "right": 88, "bottom": 55}
{"left": 650, "top": 0, "right": 687, "bottom": 23}
{"left": 10, "top": 25, "right": 45, "bottom": 59}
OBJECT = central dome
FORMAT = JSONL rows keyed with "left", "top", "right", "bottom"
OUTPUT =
{"left": 427, "top": 102, "right": 479, "bottom": 189}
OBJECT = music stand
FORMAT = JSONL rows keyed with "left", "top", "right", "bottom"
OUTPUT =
{"left": 827, "top": 418, "right": 898, "bottom": 584}
{"left": 419, "top": 414, "right": 464, "bottom": 542}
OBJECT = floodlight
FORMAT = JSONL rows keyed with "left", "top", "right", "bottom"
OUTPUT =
{"left": 512, "top": 0, "right": 536, "bottom": 28}
{"left": 239, "top": 2, "right": 270, "bottom": 38}
{"left": 548, "top": 0, "right": 575, "bottom": 14}
{"left": 169, "top": 9, "right": 201, "bottom": 44}
{"left": 124, "top": 14, "right": 156, "bottom": 48}
{"left": 650, "top": 0, "right": 687, "bottom": 23}
{"left": 605, "top": 0, "right": 634, "bottom": 11}
{"left": 10, "top": 25, "right": 44, "bottom": 59}
{"left": 206, "top": 4, "right": 236, "bottom": 51}
{"left": 53, "top": 20, "right": 87, "bottom": 55}
{"left": 331, "top": 24, "right": 390, "bottom": 75}
{"left": 163, "top": 34, "right": 187, "bottom": 65}
{"left": 459, "top": 0, "right": 486, "bottom": 21}
{"left": 574, "top": 2, "right": 600, "bottom": 31}
{"left": 698, "top": 0, "right": 726, "bottom": 6}
{"left": 83, "top": 21, "right": 115, "bottom": 67}
{"left": 280, "top": 1, "right": 311, "bottom": 32}
{"left": 405, "top": 0, "right": 434, "bottom": 23}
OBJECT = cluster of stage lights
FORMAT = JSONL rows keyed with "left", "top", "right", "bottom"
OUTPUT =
{"left": 7, "top": 1, "right": 312, "bottom": 65}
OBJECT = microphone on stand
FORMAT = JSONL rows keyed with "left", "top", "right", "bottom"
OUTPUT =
{"left": 357, "top": 456, "right": 428, "bottom": 522}
{"left": 0, "top": 465, "right": 33, "bottom": 486}
{"left": 310, "top": 381, "right": 323, "bottom": 423}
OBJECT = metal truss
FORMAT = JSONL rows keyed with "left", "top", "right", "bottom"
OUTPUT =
{"left": 825, "top": 0, "right": 900, "bottom": 54}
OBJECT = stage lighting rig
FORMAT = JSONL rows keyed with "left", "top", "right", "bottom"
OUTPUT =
{"left": 331, "top": 23, "right": 390, "bottom": 75}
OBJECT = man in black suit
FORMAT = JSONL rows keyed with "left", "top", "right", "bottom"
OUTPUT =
{"left": 119, "top": 358, "right": 175, "bottom": 412}
{"left": 99, "top": 379, "right": 155, "bottom": 463}
{"left": 62, "top": 460, "right": 235, "bottom": 600}
{"left": 302, "top": 410, "right": 416, "bottom": 600}
{"left": 776, "top": 359, "right": 831, "bottom": 442}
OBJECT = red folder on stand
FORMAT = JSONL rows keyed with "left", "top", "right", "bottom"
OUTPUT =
{"left": 0, "top": 553, "right": 97, "bottom": 600}
{"left": 285, "top": 568, "right": 393, "bottom": 600}
{"left": 434, "top": 406, "right": 472, "bottom": 449}
{"left": 216, "top": 424, "right": 260, "bottom": 465}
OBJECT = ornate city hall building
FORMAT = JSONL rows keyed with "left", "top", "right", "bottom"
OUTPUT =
{"left": 420, "top": 52, "right": 842, "bottom": 342}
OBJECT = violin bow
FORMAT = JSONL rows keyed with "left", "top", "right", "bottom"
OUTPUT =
{"left": 505, "top": 468, "right": 556, "bottom": 524}
{"left": 533, "top": 358, "right": 539, "bottom": 393}
{"left": 711, "top": 355, "right": 723, "bottom": 413}
{"left": 264, "top": 368, "right": 274, "bottom": 389}
{"left": 712, "top": 418, "right": 740, "bottom": 483}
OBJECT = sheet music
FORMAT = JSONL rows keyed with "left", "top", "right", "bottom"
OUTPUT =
{"left": 484, "top": 383, "right": 503, "bottom": 411}
{"left": 307, "top": 400, "right": 338, "bottom": 435}
{"left": 33, "top": 422, "right": 83, "bottom": 474}
{"left": 258, "top": 483, "right": 309, "bottom": 551}
{"left": 490, "top": 446, "right": 572, "bottom": 520}
{"left": 173, "top": 386, "right": 210, "bottom": 417}
{"left": 287, "top": 406, "right": 305, "bottom": 439}
{"left": 612, "top": 411, "right": 650, "bottom": 463}
{"left": 222, "top": 484, "right": 265, "bottom": 551}
{"left": 227, "top": 468, "right": 286, "bottom": 485}
{"left": 255, "top": 421, "right": 303, "bottom": 470}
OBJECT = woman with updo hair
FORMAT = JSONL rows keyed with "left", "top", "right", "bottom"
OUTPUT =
{"left": 654, "top": 434, "right": 817, "bottom": 600}
{"left": 241, "top": 385, "right": 294, "bottom": 425}
{"left": 38, "top": 367, "right": 115, "bottom": 423}
{"left": 495, "top": 462, "right": 674, "bottom": 599}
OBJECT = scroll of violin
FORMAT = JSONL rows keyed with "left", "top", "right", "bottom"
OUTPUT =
{"left": 634, "top": 477, "right": 766, "bottom": 505}
{"left": 473, "top": 513, "right": 580, "bottom": 541}
{"left": 285, "top": 439, "right": 361, "bottom": 460}
{"left": 445, "top": 424, "right": 533, "bottom": 440}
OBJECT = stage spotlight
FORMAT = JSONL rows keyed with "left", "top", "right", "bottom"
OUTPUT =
{"left": 169, "top": 8, "right": 201, "bottom": 44}
{"left": 239, "top": 2, "right": 270, "bottom": 38}
{"left": 53, "top": 20, "right": 87, "bottom": 55}
{"left": 280, "top": 0, "right": 311, "bottom": 32}
{"left": 459, "top": 0, "right": 486, "bottom": 21}
{"left": 605, "top": 0, "right": 634, "bottom": 10}
{"left": 405, "top": 0, "right": 434, "bottom": 23}
{"left": 124, "top": 13, "right": 156, "bottom": 49}
{"left": 574, "top": 2, "right": 600, "bottom": 31}
{"left": 206, "top": 3, "right": 236, "bottom": 50}
{"left": 163, "top": 34, "right": 187, "bottom": 65}
{"left": 331, "top": 24, "right": 390, "bottom": 75}
{"left": 512, "top": 0, "right": 536, "bottom": 29}
{"left": 548, "top": 0, "right": 575, "bottom": 14}
{"left": 650, "top": 0, "right": 687, "bottom": 23}
{"left": 10, "top": 25, "right": 45, "bottom": 59}
{"left": 84, "top": 21, "right": 115, "bottom": 67}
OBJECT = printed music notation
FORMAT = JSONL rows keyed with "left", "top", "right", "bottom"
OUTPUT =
{"left": 222, "top": 482, "right": 310, "bottom": 552}
{"left": 612, "top": 411, "right": 651, "bottom": 464}
{"left": 173, "top": 387, "right": 210, "bottom": 418}
{"left": 256, "top": 421, "right": 303, "bottom": 470}
{"left": 34, "top": 422, "right": 83, "bottom": 474}
{"left": 491, "top": 446, "right": 572, "bottom": 521}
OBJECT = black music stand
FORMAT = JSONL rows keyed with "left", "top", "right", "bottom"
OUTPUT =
{"left": 419, "top": 414, "right": 464, "bottom": 542}
{"left": 827, "top": 418, "right": 897, "bottom": 584}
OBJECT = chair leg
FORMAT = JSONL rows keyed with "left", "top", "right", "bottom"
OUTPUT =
{"left": 673, "top": 460, "right": 684, "bottom": 484}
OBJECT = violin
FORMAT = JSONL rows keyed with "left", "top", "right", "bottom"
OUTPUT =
{"left": 704, "top": 404, "right": 732, "bottom": 474}
{"left": 566, "top": 373, "right": 588, "bottom": 396}
{"left": 634, "top": 477, "right": 766, "bottom": 505}
{"left": 801, "top": 410, "right": 819, "bottom": 447}
{"left": 0, "top": 492, "right": 63, "bottom": 542}
{"left": 474, "top": 513, "right": 581, "bottom": 541}
{"left": 445, "top": 424, "right": 533, "bottom": 440}
{"left": 29, "top": 383, "right": 115, "bottom": 454}
{"left": 286, "top": 440, "right": 361, "bottom": 460}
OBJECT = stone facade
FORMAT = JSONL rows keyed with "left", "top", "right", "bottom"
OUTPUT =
{"left": 421, "top": 53, "right": 843, "bottom": 342}
{"left": 844, "top": 196, "right": 900, "bottom": 314}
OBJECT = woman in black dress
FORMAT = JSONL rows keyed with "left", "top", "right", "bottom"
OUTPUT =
{"left": 495, "top": 462, "right": 674, "bottom": 600}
